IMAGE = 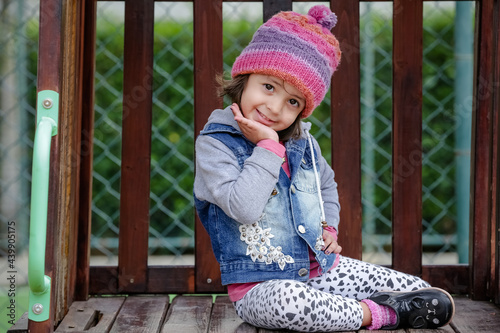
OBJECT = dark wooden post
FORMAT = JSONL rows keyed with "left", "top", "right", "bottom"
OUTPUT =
{"left": 57, "top": 0, "right": 87, "bottom": 318}
{"left": 29, "top": 0, "right": 62, "bottom": 330}
{"left": 470, "top": 0, "right": 498, "bottom": 301}
{"left": 263, "top": 0, "right": 292, "bottom": 22}
{"left": 118, "top": 0, "right": 155, "bottom": 293}
{"left": 76, "top": 0, "right": 97, "bottom": 301}
{"left": 194, "top": 0, "right": 225, "bottom": 293}
{"left": 330, "top": 0, "right": 362, "bottom": 260}
{"left": 494, "top": 0, "right": 500, "bottom": 306}
{"left": 391, "top": 0, "right": 423, "bottom": 276}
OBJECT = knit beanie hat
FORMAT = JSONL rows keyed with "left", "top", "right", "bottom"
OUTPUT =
{"left": 231, "top": 5, "right": 341, "bottom": 118}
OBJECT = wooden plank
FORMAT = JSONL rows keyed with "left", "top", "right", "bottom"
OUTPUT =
{"left": 110, "top": 296, "right": 168, "bottom": 333}
{"left": 55, "top": 297, "right": 125, "bottom": 333}
{"left": 89, "top": 266, "right": 119, "bottom": 295}
{"left": 37, "top": 0, "right": 61, "bottom": 92}
{"left": 330, "top": 0, "right": 362, "bottom": 260}
{"left": 161, "top": 296, "right": 212, "bottom": 333}
{"left": 449, "top": 297, "right": 500, "bottom": 333}
{"left": 55, "top": 307, "right": 96, "bottom": 332}
{"left": 209, "top": 297, "right": 257, "bottom": 333}
{"left": 263, "top": 0, "right": 292, "bottom": 22}
{"left": 493, "top": 0, "right": 500, "bottom": 305}
{"left": 148, "top": 266, "right": 196, "bottom": 293}
{"left": 422, "top": 265, "right": 469, "bottom": 296}
{"left": 7, "top": 312, "right": 28, "bottom": 333}
{"left": 85, "top": 298, "right": 125, "bottom": 333}
{"left": 58, "top": 0, "right": 85, "bottom": 320}
{"left": 470, "top": 0, "right": 495, "bottom": 301}
{"left": 118, "top": 0, "right": 154, "bottom": 293}
{"left": 193, "top": 0, "right": 225, "bottom": 293}
{"left": 408, "top": 327, "right": 454, "bottom": 333}
{"left": 76, "top": 0, "right": 97, "bottom": 302}
{"left": 89, "top": 266, "right": 195, "bottom": 294}
{"left": 391, "top": 0, "right": 423, "bottom": 276}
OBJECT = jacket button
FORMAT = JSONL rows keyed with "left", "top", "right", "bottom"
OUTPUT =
{"left": 298, "top": 268, "right": 308, "bottom": 277}
{"left": 291, "top": 185, "right": 296, "bottom": 193}
{"left": 298, "top": 225, "right": 306, "bottom": 234}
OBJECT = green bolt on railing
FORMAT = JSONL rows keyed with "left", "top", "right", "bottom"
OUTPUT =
{"left": 28, "top": 90, "right": 59, "bottom": 322}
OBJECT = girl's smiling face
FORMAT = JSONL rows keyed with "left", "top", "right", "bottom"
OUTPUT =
{"left": 239, "top": 74, "right": 306, "bottom": 132}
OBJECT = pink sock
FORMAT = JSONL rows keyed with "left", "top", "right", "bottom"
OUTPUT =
{"left": 361, "top": 299, "right": 398, "bottom": 330}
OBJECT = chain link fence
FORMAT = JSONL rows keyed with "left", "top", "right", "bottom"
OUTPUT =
{"left": 0, "top": 1, "right": 474, "bottom": 330}
{"left": 92, "top": 1, "right": 475, "bottom": 265}
{"left": 357, "top": 2, "right": 474, "bottom": 264}
{"left": 0, "top": 0, "right": 39, "bottom": 329}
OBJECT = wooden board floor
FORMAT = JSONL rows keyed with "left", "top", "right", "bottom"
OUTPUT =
{"left": 9, "top": 295, "right": 500, "bottom": 333}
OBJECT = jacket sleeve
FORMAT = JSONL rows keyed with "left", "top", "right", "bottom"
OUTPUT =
{"left": 194, "top": 135, "right": 283, "bottom": 224}
{"left": 312, "top": 138, "right": 341, "bottom": 231}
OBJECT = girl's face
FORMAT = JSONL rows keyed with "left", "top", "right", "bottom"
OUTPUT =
{"left": 240, "top": 74, "right": 305, "bottom": 132}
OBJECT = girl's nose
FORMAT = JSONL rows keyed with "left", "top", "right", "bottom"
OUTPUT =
{"left": 267, "top": 97, "right": 284, "bottom": 115}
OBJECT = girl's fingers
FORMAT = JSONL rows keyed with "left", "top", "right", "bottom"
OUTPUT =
{"left": 323, "top": 241, "right": 342, "bottom": 255}
{"left": 236, "top": 116, "right": 253, "bottom": 129}
{"left": 231, "top": 103, "right": 242, "bottom": 117}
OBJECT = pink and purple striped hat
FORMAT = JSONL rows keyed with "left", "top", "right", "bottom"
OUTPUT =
{"left": 231, "top": 5, "right": 341, "bottom": 118}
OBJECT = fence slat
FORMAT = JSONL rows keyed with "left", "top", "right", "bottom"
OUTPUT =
{"left": 330, "top": 0, "right": 362, "bottom": 260}
{"left": 470, "top": 0, "right": 497, "bottom": 301}
{"left": 392, "top": 0, "right": 423, "bottom": 276}
{"left": 263, "top": 0, "right": 292, "bottom": 22}
{"left": 76, "top": 0, "right": 97, "bottom": 301}
{"left": 194, "top": 0, "right": 225, "bottom": 293}
{"left": 118, "top": 0, "right": 155, "bottom": 293}
{"left": 494, "top": 0, "right": 500, "bottom": 305}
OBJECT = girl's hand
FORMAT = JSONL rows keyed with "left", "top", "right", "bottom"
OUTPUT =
{"left": 231, "top": 103, "right": 279, "bottom": 144}
{"left": 322, "top": 230, "right": 342, "bottom": 255}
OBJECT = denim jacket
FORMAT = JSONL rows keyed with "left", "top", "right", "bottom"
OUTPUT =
{"left": 194, "top": 107, "right": 340, "bottom": 285}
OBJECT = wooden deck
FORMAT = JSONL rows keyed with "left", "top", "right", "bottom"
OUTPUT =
{"left": 10, "top": 295, "right": 500, "bottom": 333}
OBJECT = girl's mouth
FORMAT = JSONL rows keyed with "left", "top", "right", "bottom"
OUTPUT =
{"left": 256, "top": 110, "right": 275, "bottom": 125}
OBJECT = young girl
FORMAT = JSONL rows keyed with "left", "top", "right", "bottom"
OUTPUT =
{"left": 194, "top": 5, "right": 454, "bottom": 332}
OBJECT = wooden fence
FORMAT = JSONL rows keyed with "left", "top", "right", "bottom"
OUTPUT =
{"left": 31, "top": 0, "right": 499, "bottom": 331}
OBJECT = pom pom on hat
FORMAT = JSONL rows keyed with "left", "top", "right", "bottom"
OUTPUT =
{"left": 308, "top": 5, "right": 338, "bottom": 30}
{"left": 231, "top": 5, "right": 341, "bottom": 118}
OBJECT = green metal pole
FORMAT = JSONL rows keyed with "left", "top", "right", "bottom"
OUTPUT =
{"left": 28, "top": 90, "right": 59, "bottom": 322}
{"left": 454, "top": 2, "right": 473, "bottom": 264}
{"left": 28, "top": 117, "right": 53, "bottom": 322}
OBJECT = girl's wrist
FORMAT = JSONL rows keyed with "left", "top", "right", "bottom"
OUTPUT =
{"left": 257, "top": 139, "right": 286, "bottom": 158}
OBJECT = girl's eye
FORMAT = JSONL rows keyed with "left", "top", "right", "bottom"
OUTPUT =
{"left": 289, "top": 99, "right": 300, "bottom": 107}
{"left": 264, "top": 84, "right": 274, "bottom": 91}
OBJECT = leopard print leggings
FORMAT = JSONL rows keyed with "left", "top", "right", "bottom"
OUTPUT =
{"left": 234, "top": 256, "right": 431, "bottom": 332}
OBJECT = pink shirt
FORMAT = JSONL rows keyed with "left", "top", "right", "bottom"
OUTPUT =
{"left": 227, "top": 139, "right": 340, "bottom": 302}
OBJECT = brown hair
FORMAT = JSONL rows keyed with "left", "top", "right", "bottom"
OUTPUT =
{"left": 217, "top": 73, "right": 303, "bottom": 142}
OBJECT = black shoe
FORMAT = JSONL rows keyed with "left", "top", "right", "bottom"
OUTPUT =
{"left": 367, "top": 287, "right": 455, "bottom": 329}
